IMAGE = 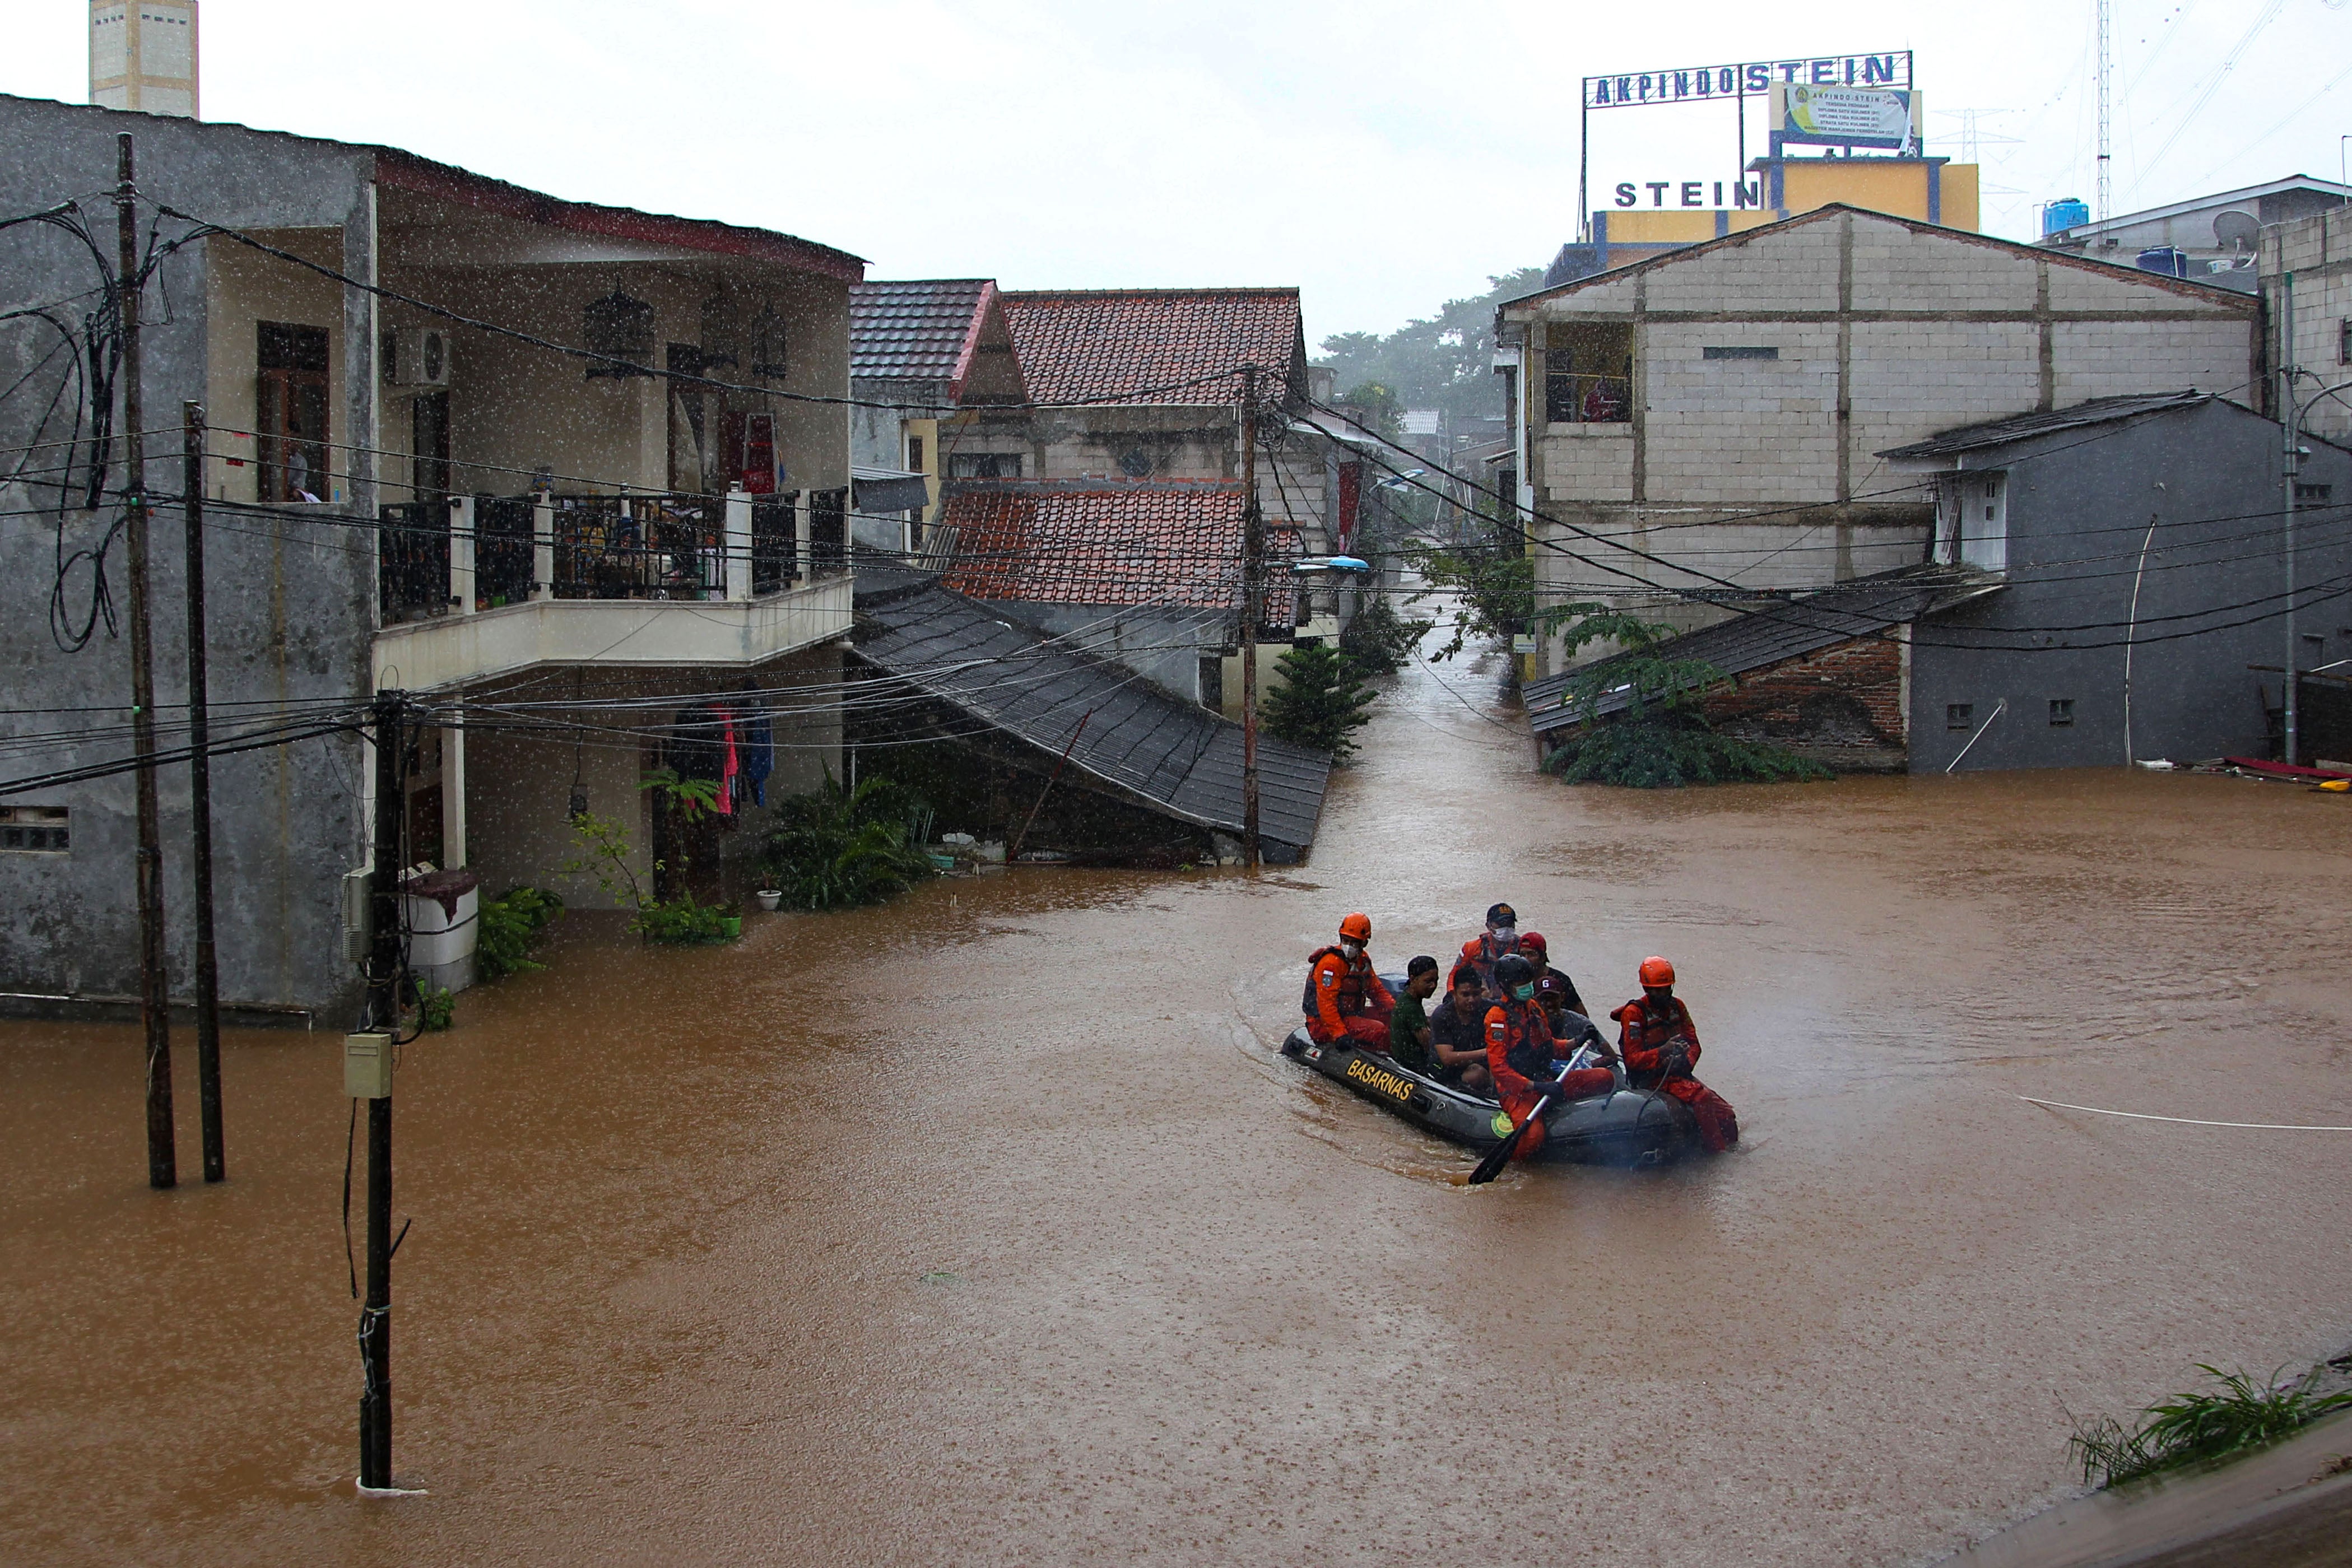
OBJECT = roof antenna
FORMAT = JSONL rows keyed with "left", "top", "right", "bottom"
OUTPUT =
{"left": 2096, "top": 0, "right": 2112, "bottom": 223}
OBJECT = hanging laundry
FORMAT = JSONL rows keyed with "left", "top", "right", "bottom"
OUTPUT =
{"left": 743, "top": 702, "right": 774, "bottom": 807}
{"left": 718, "top": 709, "right": 740, "bottom": 818}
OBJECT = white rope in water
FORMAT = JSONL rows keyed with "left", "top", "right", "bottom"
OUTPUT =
{"left": 2020, "top": 1095, "right": 2352, "bottom": 1132}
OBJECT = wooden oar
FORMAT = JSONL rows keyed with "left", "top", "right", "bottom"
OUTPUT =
{"left": 1467, "top": 1073, "right": 1570, "bottom": 1185}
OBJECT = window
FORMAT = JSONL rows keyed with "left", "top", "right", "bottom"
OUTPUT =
{"left": 0, "top": 806, "right": 69, "bottom": 853}
{"left": 257, "top": 322, "right": 329, "bottom": 502}
{"left": 2048, "top": 699, "right": 2075, "bottom": 727}
{"left": 948, "top": 453, "right": 1022, "bottom": 479}
{"left": 906, "top": 435, "right": 924, "bottom": 472}
{"left": 2340, "top": 318, "right": 2351, "bottom": 366}
{"left": 1702, "top": 345, "right": 1779, "bottom": 360}
{"left": 1542, "top": 320, "right": 1632, "bottom": 425}
{"left": 1946, "top": 702, "right": 1975, "bottom": 730}
{"left": 2295, "top": 482, "right": 2332, "bottom": 503}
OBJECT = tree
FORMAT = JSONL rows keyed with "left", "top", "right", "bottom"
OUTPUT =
{"left": 1314, "top": 268, "right": 1545, "bottom": 426}
{"left": 1403, "top": 508, "right": 1533, "bottom": 661}
{"left": 1259, "top": 641, "right": 1378, "bottom": 761}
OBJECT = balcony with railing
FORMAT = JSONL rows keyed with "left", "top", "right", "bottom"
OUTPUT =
{"left": 374, "top": 487, "right": 854, "bottom": 690}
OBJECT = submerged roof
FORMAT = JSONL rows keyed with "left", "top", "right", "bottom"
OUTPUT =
{"left": 1000, "top": 287, "right": 1303, "bottom": 405}
{"left": 1524, "top": 568, "right": 1996, "bottom": 736}
{"left": 1876, "top": 391, "right": 2214, "bottom": 460}
{"left": 849, "top": 278, "right": 998, "bottom": 387}
{"left": 853, "top": 574, "right": 1331, "bottom": 852}
{"left": 938, "top": 480, "right": 1246, "bottom": 611}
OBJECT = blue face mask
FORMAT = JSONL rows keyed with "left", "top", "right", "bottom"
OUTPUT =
{"left": 1512, "top": 981, "right": 1535, "bottom": 1001}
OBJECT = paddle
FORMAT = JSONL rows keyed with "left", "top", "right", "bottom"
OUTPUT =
{"left": 1467, "top": 1073, "right": 1571, "bottom": 1186}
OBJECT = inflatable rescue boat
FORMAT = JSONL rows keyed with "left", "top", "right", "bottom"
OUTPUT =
{"left": 1280, "top": 978, "right": 1696, "bottom": 1166}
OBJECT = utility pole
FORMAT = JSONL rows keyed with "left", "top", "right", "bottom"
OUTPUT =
{"left": 1239, "top": 364, "right": 1262, "bottom": 869}
{"left": 2281, "top": 275, "right": 2300, "bottom": 767}
{"left": 184, "top": 401, "right": 224, "bottom": 1181}
{"left": 119, "top": 131, "right": 175, "bottom": 1191}
{"left": 358, "top": 691, "right": 403, "bottom": 1490}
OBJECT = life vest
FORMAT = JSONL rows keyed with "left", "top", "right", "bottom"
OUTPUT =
{"left": 1484, "top": 998, "right": 1554, "bottom": 1083}
{"left": 1612, "top": 994, "right": 1697, "bottom": 1083}
{"left": 1300, "top": 945, "right": 1375, "bottom": 1019}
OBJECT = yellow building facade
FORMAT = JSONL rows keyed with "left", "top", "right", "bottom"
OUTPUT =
{"left": 1583, "top": 157, "right": 1978, "bottom": 271}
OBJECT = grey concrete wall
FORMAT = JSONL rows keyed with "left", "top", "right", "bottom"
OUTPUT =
{"left": 0, "top": 96, "right": 380, "bottom": 1016}
{"left": 1910, "top": 399, "right": 2352, "bottom": 771}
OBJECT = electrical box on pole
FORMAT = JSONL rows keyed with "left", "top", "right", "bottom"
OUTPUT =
{"left": 343, "top": 1032, "right": 393, "bottom": 1101}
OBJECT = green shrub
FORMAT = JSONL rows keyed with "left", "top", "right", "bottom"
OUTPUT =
{"left": 1543, "top": 714, "right": 1832, "bottom": 788}
{"left": 1259, "top": 641, "right": 1378, "bottom": 761}
{"left": 761, "top": 772, "right": 937, "bottom": 911}
{"left": 632, "top": 891, "right": 737, "bottom": 946}
{"left": 416, "top": 983, "right": 455, "bottom": 1031}
{"left": 2070, "top": 1365, "right": 2352, "bottom": 1488}
{"left": 477, "top": 886, "right": 564, "bottom": 980}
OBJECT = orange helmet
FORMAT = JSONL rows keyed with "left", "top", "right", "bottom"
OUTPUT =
{"left": 1338, "top": 912, "right": 1373, "bottom": 942}
{"left": 1638, "top": 956, "right": 1675, "bottom": 988}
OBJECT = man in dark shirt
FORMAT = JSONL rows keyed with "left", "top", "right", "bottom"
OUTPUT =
{"left": 1425, "top": 970, "right": 1495, "bottom": 1094}
{"left": 1388, "top": 956, "right": 1442, "bottom": 1071}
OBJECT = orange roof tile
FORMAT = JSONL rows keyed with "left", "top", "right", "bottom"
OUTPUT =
{"left": 1000, "top": 288, "right": 1303, "bottom": 406}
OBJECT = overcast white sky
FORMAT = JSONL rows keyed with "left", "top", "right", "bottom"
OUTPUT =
{"left": 5, "top": 0, "right": 2349, "bottom": 347}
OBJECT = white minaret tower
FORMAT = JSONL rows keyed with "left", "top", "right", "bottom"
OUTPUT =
{"left": 90, "top": 1, "right": 200, "bottom": 119}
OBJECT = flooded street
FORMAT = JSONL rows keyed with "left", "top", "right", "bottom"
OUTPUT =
{"left": 7, "top": 648, "right": 2352, "bottom": 1567}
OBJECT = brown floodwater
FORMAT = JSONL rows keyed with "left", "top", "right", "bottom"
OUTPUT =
{"left": 7, "top": 648, "right": 2352, "bottom": 1567}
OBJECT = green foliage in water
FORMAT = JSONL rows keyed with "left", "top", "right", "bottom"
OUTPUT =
{"left": 1259, "top": 641, "right": 1378, "bottom": 761}
{"left": 1538, "top": 604, "right": 1829, "bottom": 789}
{"left": 477, "top": 886, "right": 563, "bottom": 980}
{"left": 416, "top": 982, "right": 455, "bottom": 1031}
{"left": 760, "top": 773, "right": 937, "bottom": 911}
{"left": 632, "top": 891, "right": 737, "bottom": 946}
{"left": 1337, "top": 591, "right": 1433, "bottom": 676}
{"left": 2070, "top": 1365, "right": 2352, "bottom": 1488}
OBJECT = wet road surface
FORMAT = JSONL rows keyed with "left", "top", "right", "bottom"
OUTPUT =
{"left": 6, "top": 646, "right": 2352, "bottom": 1566}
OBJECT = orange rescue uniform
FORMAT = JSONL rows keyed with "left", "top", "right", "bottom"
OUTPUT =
{"left": 1611, "top": 993, "right": 1739, "bottom": 1153}
{"left": 1485, "top": 997, "right": 1615, "bottom": 1162}
{"left": 1305, "top": 946, "right": 1396, "bottom": 1051}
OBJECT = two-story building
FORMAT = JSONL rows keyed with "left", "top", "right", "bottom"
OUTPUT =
{"left": 1495, "top": 203, "right": 2265, "bottom": 682}
{"left": 0, "top": 95, "right": 863, "bottom": 1016}
{"left": 845, "top": 277, "right": 1026, "bottom": 556}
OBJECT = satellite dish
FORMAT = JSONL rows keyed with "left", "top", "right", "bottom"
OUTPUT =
{"left": 2213, "top": 210, "right": 2260, "bottom": 250}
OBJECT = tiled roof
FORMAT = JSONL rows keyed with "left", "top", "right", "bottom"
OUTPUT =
{"left": 1000, "top": 288, "right": 1303, "bottom": 406}
{"left": 941, "top": 480, "right": 1247, "bottom": 609}
{"left": 849, "top": 278, "right": 996, "bottom": 386}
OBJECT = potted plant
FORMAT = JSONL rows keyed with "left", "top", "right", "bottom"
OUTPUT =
{"left": 754, "top": 887, "right": 783, "bottom": 912}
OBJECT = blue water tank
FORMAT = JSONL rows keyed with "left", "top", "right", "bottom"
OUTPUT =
{"left": 2043, "top": 197, "right": 2089, "bottom": 235}
{"left": 2136, "top": 246, "right": 2191, "bottom": 278}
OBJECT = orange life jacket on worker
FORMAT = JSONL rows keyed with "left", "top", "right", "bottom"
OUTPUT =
{"left": 1482, "top": 996, "right": 1559, "bottom": 1094}
{"left": 1300, "top": 944, "right": 1388, "bottom": 1022}
{"left": 1611, "top": 993, "right": 1700, "bottom": 1086}
{"left": 1448, "top": 933, "right": 1514, "bottom": 994}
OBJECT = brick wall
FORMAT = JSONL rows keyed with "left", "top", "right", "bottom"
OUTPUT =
{"left": 1702, "top": 632, "right": 1906, "bottom": 769}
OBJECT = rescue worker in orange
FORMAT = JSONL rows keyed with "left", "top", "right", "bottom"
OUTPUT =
{"left": 1486, "top": 955, "right": 1618, "bottom": 1162}
{"left": 1610, "top": 956, "right": 1739, "bottom": 1153}
{"left": 1448, "top": 902, "right": 1522, "bottom": 993}
{"left": 1304, "top": 913, "right": 1396, "bottom": 1053}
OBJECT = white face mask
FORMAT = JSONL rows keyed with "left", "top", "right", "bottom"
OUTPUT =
{"left": 1339, "top": 939, "right": 1363, "bottom": 960}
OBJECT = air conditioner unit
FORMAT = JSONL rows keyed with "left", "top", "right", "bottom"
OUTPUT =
{"left": 382, "top": 327, "right": 452, "bottom": 388}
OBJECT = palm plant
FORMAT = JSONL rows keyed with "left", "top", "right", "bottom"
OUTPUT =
{"left": 760, "top": 772, "right": 938, "bottom": 911}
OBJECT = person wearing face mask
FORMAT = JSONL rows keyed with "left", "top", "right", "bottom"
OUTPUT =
{"left": 1516, "top": 932, "right": 1588, "bottom": 1032}
{"left": 1485, "top": 954, "right": 1617, "bottom": 1162}
{"left": 1448, "top": 902, "right": 1523, "bottom": 994}
{"left": 1301, "top": 912, "right": 1396, "bottom": 1053}
{"left": 1611, "top": 955, "right": 1738, "bottom": 1153}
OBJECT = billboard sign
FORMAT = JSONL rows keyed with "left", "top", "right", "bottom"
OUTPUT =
{"left": 1581, "top": 53, "right": 1912, "bottom": 110}
{"left": 1771, "top": 83, "right": 1917, "bottom": 150}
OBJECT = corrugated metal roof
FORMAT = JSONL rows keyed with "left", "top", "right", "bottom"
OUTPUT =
{"left": 1875, "top": 391, "right": 2212, "bottom": 460}
{"left": 1524, "top": 569, "right": 1997, "bottom": 736}
{"left": 854, "top": 573, "right": 1330, "bottom": 853}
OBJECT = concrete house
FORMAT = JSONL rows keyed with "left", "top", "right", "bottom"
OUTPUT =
{"left": 927, "top": 288, "right": 1342, "bottom": 711}
{"left": 0, "top": 95, "right": 864, "bottom": 1017}
{"left": 2261, "top": 205, "right": 2352, "bottom": 449}
{"left": 1495, "top": 204, "right": 2265, "bottom": 682}
{"left": 845, "top": 278, "right": 1026, "bottom": 556}
{"left": 2042, "top": 174, "right": 2352, "bottom": 294}
{"left": 1526, "top": 393, "right": 2352, "bottom": 774}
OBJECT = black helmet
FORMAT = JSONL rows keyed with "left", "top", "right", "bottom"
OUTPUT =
{"left": 1494, "top": 955, "right": 1536, "bottom": 990}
